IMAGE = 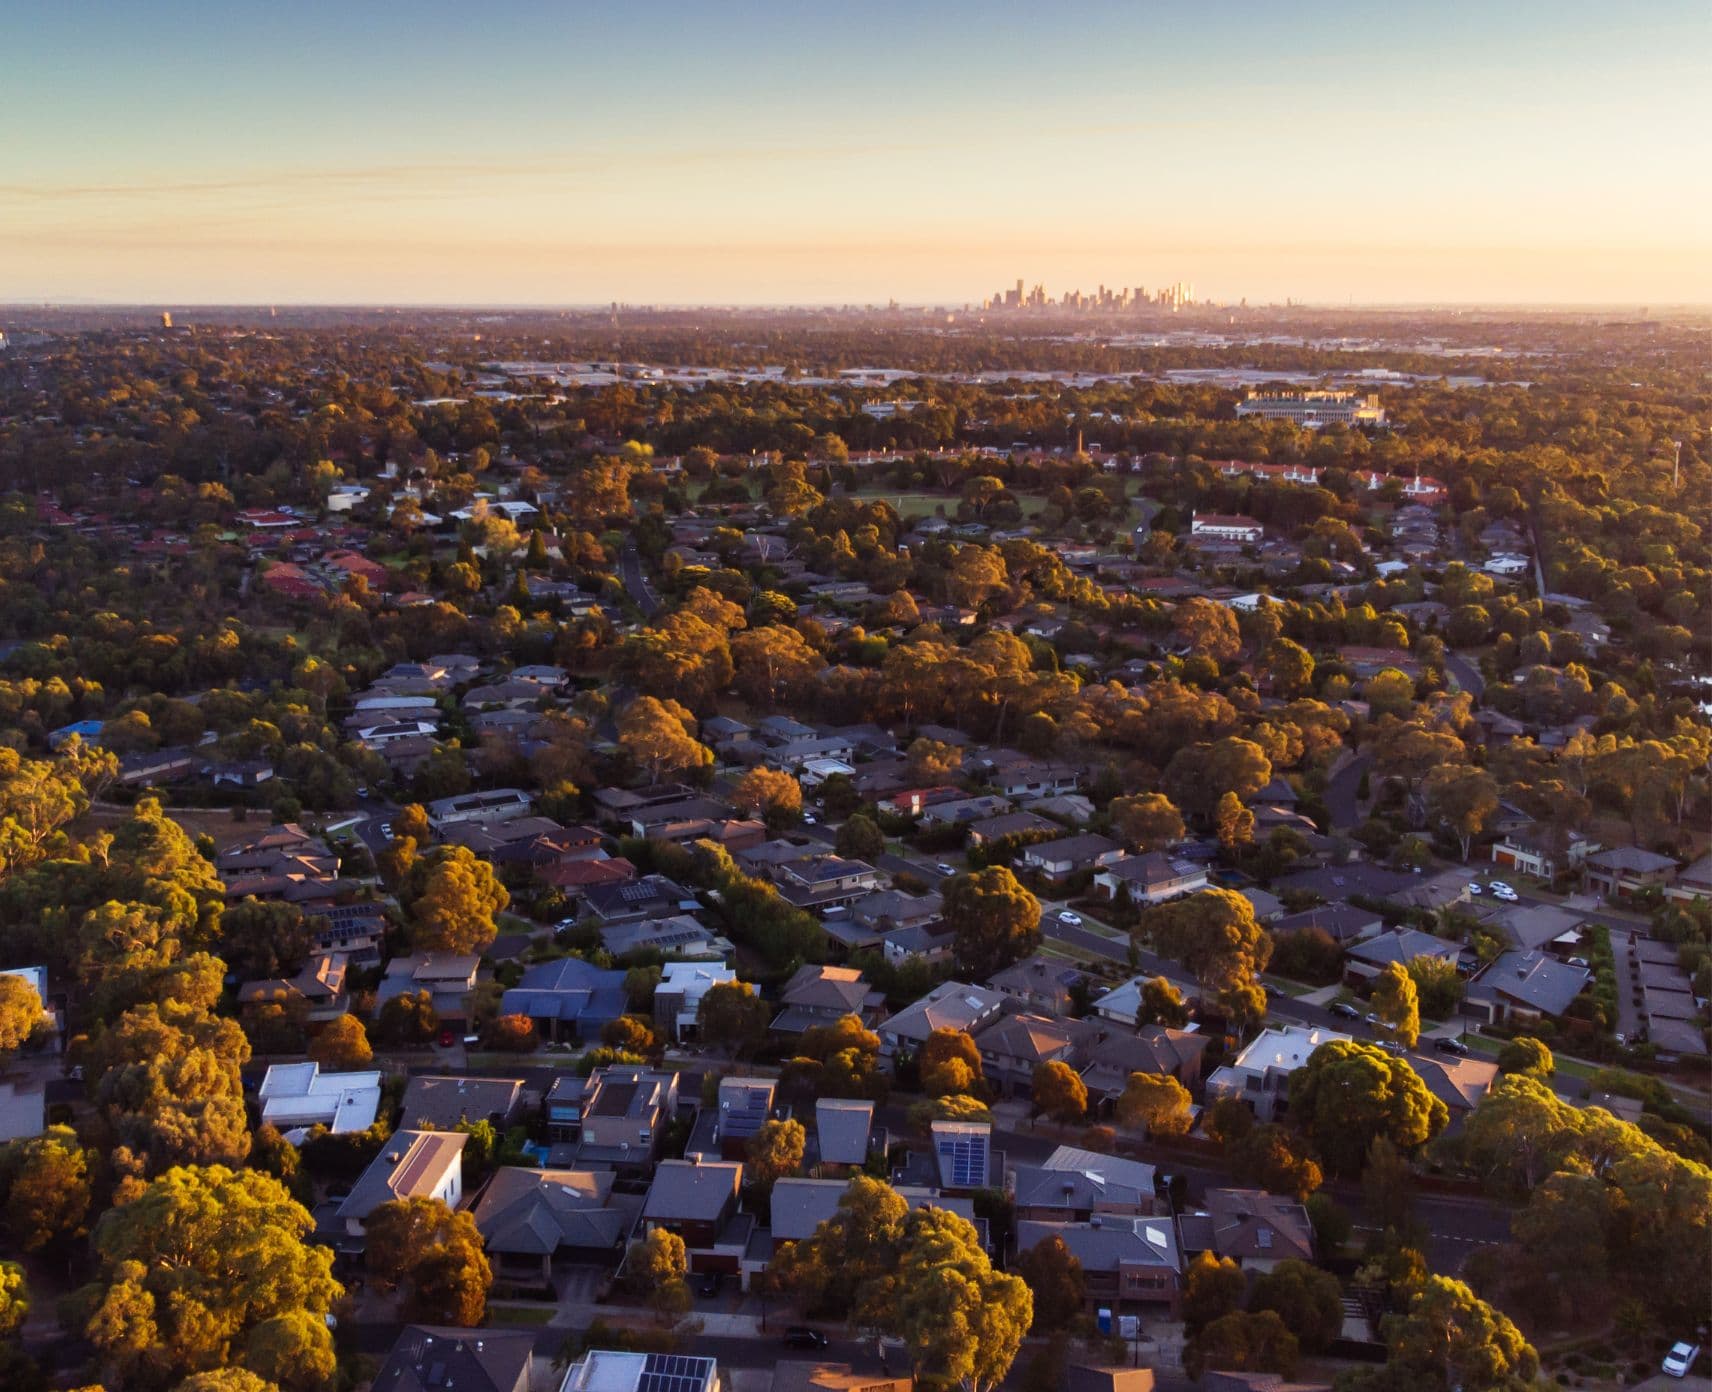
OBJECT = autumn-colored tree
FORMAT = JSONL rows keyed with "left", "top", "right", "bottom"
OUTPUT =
{"left": 1014, "top": 1233, "right": 1084, "bottom": 1332}
{"left": 1031, "top": 1060, "right": 1087, "bottom": 1124}
{"left": 695, "top": 980, "right": 770, "bottom": 1058}
{"left": 1214, "top": 791, "right": 1255, "bottom": 849}
{"left": 1, "top": 1123, "right": 94, "bottom": 1251}
{"left": 0, "top": 1260, "right": 25, "bottom": 1339}
{"left": 1115, "top": 1071, "right": 1192, "bottom": 1137}
{"left": 1288, "top": 1039, "right": 1448, "bottom": 1175}
{"left": 920, "top": 1028, "right": 984, "bottom": 1098}
{"left": 402, "top": 844, "right": 510, "bottom": 954}
{"left": 892, "top": 1205, "right": 1032, "bottom": 1392}
{"left": 625, "top": 1227, "right": 691, "bottom": 1322}
{"left": 1261, "top": 639, "right": 1315, "bottom": 698}
{"left": 378, "top": 988, "right": 439, "bottom": 1045}
{"left": 835, "top": 813, "right": 885, "bottom": 860}
{"left": 1182, "top": 1249, "right": 1246, "bottom": 1336}
{"left": 1109, "top": 792, "right": 1185, "bottom": 852}
{"left": 1425, "top": 765, "right": 1499, "bottom": 862}
{"left": 602, "top": 1014, "right": 659, "bottom": 1055}
{"left": 366, "top": 1196, "right": 492, "bottom": 1325}
{"left": 943, "top": 866, "right": 1040, "bottom": 978}
{"left": 1137, "top": 976, "right": 1189, "bottom": 1027}
{"left": 1370, "top": 961, "right": 1421, "bottom": 1047}
{"left": 481, "top": 1013, "right": 537, "bottom": 1052}
{"left": 1185, "top": 1310, "right": 1299, "bottom": 1381}
{"left": 730, "top": 766, "right": 802, "bottom": 819}
{"left": 730, "top": 625, "right": 827, "bottom": 709}
{"left": 1142, "top": 889, "right": 1271, "bottom": 1029}
{"left": 1384, "top": 1276, "right": 1538, "bottom": 1392}
{"left": 905, "top": 737, "right": 964, "bottom": 782}
{"left": 308, "top": 1014, "right": 372, "bottom": 1070}
{"left": 394, "top": 802, "right": 430, "bottom": 844}
{"left": 1496, "top": 1036, "right": 1553, "bottom": 1079}
{"left": 0, "top": 975, "right": 45, "bottom": 1054}
{"left": 80, "top": 1164, "right": 339, "bottom": 1387}
{"left": 1248, "top": 1259, "right": 1343, "bottom": 1353}
{"left": 618, "top": 696, "right": 712, "bottom": 781}
{"left": 1174, "top": 597, "right": 1242, "bottom": 665}
{"left": 1229, "top": 1123, "right": 1323, "bottom": 1201}
{"left": 745, "top": 1117, "right": 806, "bottom": 1193}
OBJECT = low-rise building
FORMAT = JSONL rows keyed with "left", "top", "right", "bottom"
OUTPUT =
{"left": 1466, "top": 951, "right": 1590, "bottom": 1025}
{"left": 374, "top": 1326, "right": 532, "bottom": 1392}
{"left": 1204, "top": 1025, "right": 1352, "bottom": 1121}
{"left": 337, "top": 1130, "right": 466, "bottom": 1235}
{"left": 399, "top": 1075, "right": 525, "bottom": 1132}
{"left": 257, "top": 1062, "right": 382, "bottom": 1136}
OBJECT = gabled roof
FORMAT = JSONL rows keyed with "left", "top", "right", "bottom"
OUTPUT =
{"left": 338, "top": 1130, "right": 467, "bottom": 1222}
{"left": 814, "top": 1098, "right": 874, "bottom": 1165}
{"left": 471, "top": 1167, "right": 629, "bottom": 1255}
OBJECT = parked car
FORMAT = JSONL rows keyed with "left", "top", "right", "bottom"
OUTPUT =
{"left": 379, "top": 823, "right": 392, "bottom": 839}
{"left": 1466, "top": 882, "right": 1483, "bottom": 895}
{"left": 1378, "top": 1039, "right": 1405, "bottom": 1056}
{"left": 1058, "top": 910, "right": 1083, "bottom": 927}
{"left": 936, "top": 863, "right": 957, "bottom": 877}
{"left": 1364, "top": 1011, "right": 1382, "bottom": 1026}
{"left": 1331, "top": 1002, "right": 1361, "bottom": 1019}
{"left": 1493, "top": 888, "right": 1519, "bottom": 903}
{"left": 783, "top": 1328, "right": 829, "bottom": 1350}
{"left": 1662, "top": 1342, "right": 1700, "bottom": 1378}
{"left": 1434, "top": 1037, "right": 1470, "bottom": 1056}
{"left": 697, "top": 1272, "right": 722, "bottom": 1297}
{"left": 436, "top": 1026, "right": 456, "bottom": 1048}
{"left": 1490, "top": 880, "right": 1515, "bottom": 895}
{"left": 801, "top": 811, "right": 816, "bottom": 825}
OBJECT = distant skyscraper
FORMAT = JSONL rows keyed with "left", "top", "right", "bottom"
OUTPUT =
{"left": 160, "top": 311, "right": 173, "bottom": 329}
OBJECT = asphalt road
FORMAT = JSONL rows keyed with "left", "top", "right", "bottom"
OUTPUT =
{"left": 619, "top": 543, "right": 662, "bottom": 617}
{"left": 1323, "top": 753, "right": 1371, "bottom": 831}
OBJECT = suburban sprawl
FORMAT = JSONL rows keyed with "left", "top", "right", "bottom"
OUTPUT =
{"left": 0, "top": 303, "right": 1705, "bottom": 1392}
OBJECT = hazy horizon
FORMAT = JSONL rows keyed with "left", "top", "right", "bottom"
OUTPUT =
{"left": 6, "top": 1, "right": 1710, "bottom": 306}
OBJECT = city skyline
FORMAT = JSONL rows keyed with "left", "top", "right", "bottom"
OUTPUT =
{"left": 4, "top": 1, "right": 1710, "bottom": 306}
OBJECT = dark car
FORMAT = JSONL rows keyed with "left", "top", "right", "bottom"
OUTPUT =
{"left": 782, "top": 1328, "right": 829, "bottom": 1350}
{"left": 1433, "top": 1037, "right": 1470, "bottom": 1056}
{"left": 1330, "top": 1002, "right": 1361, "bottom": 1020}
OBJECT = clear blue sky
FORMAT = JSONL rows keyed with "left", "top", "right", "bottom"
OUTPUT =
{"left": 3, "top": 1, "right": 1708, "bottom": 304}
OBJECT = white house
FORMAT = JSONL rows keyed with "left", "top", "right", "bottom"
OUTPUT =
{"left": 1204, "top": 1024, "right": 1352, "bottom": 1120}
{"left": 258, "top": 1061, "right": 383, "bottom": 1138}
{"left": 656, "top": 962, "right": 739, "bottom": 1041}
{"left": 1190, "top": 512, "right": 1264, "bottom": 544}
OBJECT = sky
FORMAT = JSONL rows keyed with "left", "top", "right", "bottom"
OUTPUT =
{"left": 3, "top": 1, "right": 1710, "bottom": 306}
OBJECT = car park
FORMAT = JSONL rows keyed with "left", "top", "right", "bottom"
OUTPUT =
{"left": 1662, "top": 1342, "right": 1700, "bottom": 1378}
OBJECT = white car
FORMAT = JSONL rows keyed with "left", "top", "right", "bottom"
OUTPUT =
{"left": 1466, "top": 882, "right": 1483, "bottom": 895}
{"left": 1490, "top": 880, "right": 1515, "bottom": 895}
{"left": 1058, "top": 910, "right": 1083, "bottom": 927}
{"left": 1492, "top": 886, "right": 1519, "bottom": 902}
{"left": 801, "top": 811, "right": 817, "bottom": 825}
{"left": 936, "top": 863, "right": 958, "bottom": 877}
{"left": 1662, "top": 1341, "right": 1699, "bottom": 1378}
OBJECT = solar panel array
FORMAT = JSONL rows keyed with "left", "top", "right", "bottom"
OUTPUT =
{"left": 638, "top": 1353, "right": 715, "bottom": 1392}
{"left": 938, "top": 1132, "right": 987, "bottom": 1187}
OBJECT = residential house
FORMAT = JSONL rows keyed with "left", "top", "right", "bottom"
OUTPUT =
{"left": 1582, "top": 847, "right": 1679, "bottom": 900}
{"left": 931, "top": 1120, "right": 994, "bottom": 1191}
{"left": 771, "top": 964, "right": 884, "bottom": 1037}
{"left": 1010, "top": 1148, "right": 1161, "bottom": 1221}
{"left": 1405, "top": 1053, "right": 1499, "bottom": 1127}
{"left": 1094, "top": 853, "right": 1208, "bottom": 906}
{"left": 372, "top": 1327, "right": 532, "bottom": 1392}
{"left": 710, "top": 1076, "right": 776, "bottom": 1155}
{"left": 974, "top": 1012, "right": 1097, "bottom": 1097}
{"left": 877, "top": 982, "right": 1010, "bottom": 1058}
{"left": 1089, "top": 974, "right": 1200, "bottom": 1029}
{"left": 813, "top": 1099, "right": 875, "bottom": 1169}
{"left": 583, "top": 875, "right": 696, "bottom": 924}
{"left": 257, "top": 1062, "right": 382, "bottom": 1137}
{"left": 641, "top": 1159, "right": 746, "bottom": 1271}
{"left": 1204, "top": 1025, "right": 1353, "bottom": 1121}
{"left": 654, "top": 962, "right": 739, "bottom": 1042}
{"left": 1178, "top": 1189, "right": 1314, "bottom": 1271}
{"left": 550, "top": 1065, "right": 679, "bottom": 1164}
{"left": 1269, "top": 903, "right": 1381, "bottom": 947}
{"left": 1490, "top": 826, "right": 1599, "bottom": 880}
{"left": 1190, "top": 513, "right": 1264, "bottom": 544}
{"left": 238, "top": 952, "right": 350, "bottom": 1021}
{"left": 1343, "top": 928, "right": 1461, "bottom": 985}
{"left": 1016, "top": 1215, "right": 1182, "bottom": 1315}
{"left": 1019, "top": 833, "right": 1123, "bottom": 883}
{"left": 988, "top": 953, "right": 1086, "bottom": 1016}
{"left": 1466, "top": 951, "right": 1590, "bottom": 1025}
{"left": 377, "top": 953, "right": 481, "bottom": 1021}
{"left": 965, "top": 810, "right": 1059, "bottom": 846}
{"left": 0, "top": 1085, "right": 45, "bottom": 1144}
{"left": 426, "top": 788, "right": 533, "bottom": 831}
{"left": 502, "top": 957, "right": 628, "bottom": 1043}
{"left": 773, "top": 855, "right": 882, "bottom": 911}
{"left": 337, "top": 1130, "right": 467, "bottom": 1235}
{"left": 1079, "top": 1026, "right": 1208, "bottom": 1105}
{"left": 773, "top": 1364, "right": 910, "bottom": 1392}
{"left": 471, "top": 1167, "right": 634, "bottom": 1279}
{"left": 561, "top": 1351, "right": 720, "bottom": 1392}
{"left": 399, "top": 1076, "right": 525, "bottom": 1132}
{"left": 601, "top": 914, "right": 733, "bottom": 962}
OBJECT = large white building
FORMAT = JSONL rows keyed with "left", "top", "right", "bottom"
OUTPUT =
{"left": 1204, "top": 1024, "right": 1351, "bottom": 1120}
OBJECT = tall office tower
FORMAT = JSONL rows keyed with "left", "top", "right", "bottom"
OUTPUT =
{"left": 160, "top": 311, "right": 173, "bottom": 329}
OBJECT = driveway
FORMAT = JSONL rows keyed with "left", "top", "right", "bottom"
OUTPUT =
{"left": 1324, "top": 753, "right": 1370, "bottom": 830}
